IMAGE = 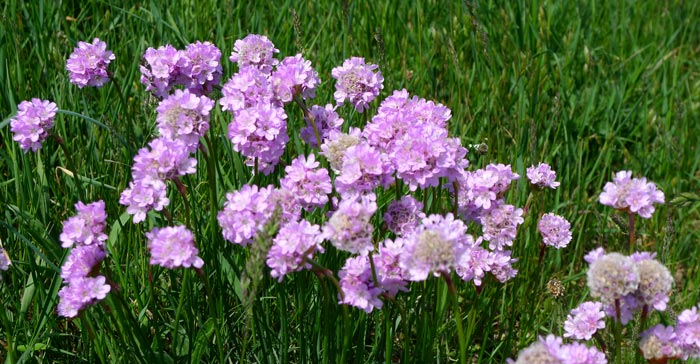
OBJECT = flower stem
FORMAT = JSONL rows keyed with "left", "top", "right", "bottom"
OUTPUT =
{"left": 628, "top": 211, "right": 635, "bottom": 253}
{"left": 614, "top": 299, "right": 622, "bottom": 364}
{"left": 442, "top": 272, "right": 467, "bottom": 364}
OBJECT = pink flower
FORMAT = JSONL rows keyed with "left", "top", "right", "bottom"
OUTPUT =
{"left": 66, "top": 38, "right": 115, "bottom": 88}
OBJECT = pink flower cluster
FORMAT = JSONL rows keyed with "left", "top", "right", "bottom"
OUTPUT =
{"left": 57, "top": 201, "right": 110, "bottom": 318}
{"left": 509, "top": 335, "right": 607, "bottom": 364}
{"left": 526, "top": 162, "right": 560, "bottom": 189}
{"left": 266, "top": 219, "right": 324, "bottom": 281}
{"left": 146, "top": 225, "right": 204, "bottom": 269}
{"left": 120, "top": 90, "right": 212, "bottom": 223}
{"left": 139, "top": 41, "right": 222, "bottom": 98}
{"left": 280, "top": 154, "right": 332, "bottom": 211}
{"left": 599, "top": 170, "right": 665, "bottom": 218}
{"left": 636, "top": 306, "right": 700, "bottom": 361}
{"left": 10, "top": 98, "right": 58, "bottom": 152}
{"left": 538, "top": 213, "right": 572, "bottom": 249}
{"left": 66, "top": 38, "right": 115, "bottom": 88}
{"left": 221, "top": 35, "right": 320, "bottom": 174}
{"left": 331, "top": 57, "right": 384, "bottom": 113}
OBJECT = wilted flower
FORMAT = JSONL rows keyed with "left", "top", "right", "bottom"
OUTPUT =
{"left": 10, "top": 98, "right": 58, "bottom": 152}
{"left": 599, "top": 170, "right": 665, "bottom": 218}
{"left": 146, "top": 225, "right": 204, "bottom": 269}
{"left": 538, "top": 213, "right": 572, "bottom": 249}
{"left": 509, "top": 335, "right": 563, "bottom": 364}
{"left": 331, "top": 57, "right": 384, "bottom": 113}
{"left": 320, "top": 128, "right": 362, "bottom": 172}
{"left": 586, "top": 252, "right": 639, "bottom": 306}
{"left": 639, "top": 325, "right": 682, "bottom": 362}
{"left": 66, "top": 38, "right": 115, "bottom": 88}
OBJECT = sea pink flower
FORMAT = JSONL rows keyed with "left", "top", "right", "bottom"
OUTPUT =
{"left": 10, "top": 99, "right": 58, "bottom": 152}
{"left": 66, "top": 38, "right": 115, "bottom": 88}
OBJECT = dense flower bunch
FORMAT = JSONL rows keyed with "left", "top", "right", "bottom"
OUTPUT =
{"left": 229, "top": 34, "right": 279, "bottom": 73}
{"left": 538, "top": 213, "right": 572, "bottom": 249}
{"left": 57, "top": 200, "right": 110, "bottom": 318}
{"left": 585, "top": 249, "right": 673, "bottom": 323}
{"left": 563, "top": 301, "right": 606, "bottom": 340}
{"left": 509, "top": 335, "right": 607, "bottom": 364}
{"left": 331, "top": 57, "right": 383, "bottom": 112}
{"left": 10, "top": 98, "right": 58, "bottom": 152}
{"left": 527, "top": 162, "right": 560, "bottom": 189}
{"left": 300, "top": 104, "right": 344, "bottom": 148}
{"left": 66, "top": 38, "right": 115, "bottom": 88}
{"left": 383, "top": 195, "right": 425, "bottom": 236}
{"left": 323, "top": 193, "right": 377, "bottom": 256}
{"left": 266, "top": 219, "right": 324, "bottom": 281}
{"left": 599, "top": 170, "right": 665, "bottom": 218}
{"left": 120, "top": 90, "right": 212, "bottom": 223}
{"left": 218, "top": 184, "right": 278, "bottom": 246}
{"left": 280, "top": 154, "right": 332, "bottom": 210}
{"left": 146, "top": 225, "right": 204, "bottom": 269}
{"left": 139, "top": 42, "right": 222, "bottom": 98}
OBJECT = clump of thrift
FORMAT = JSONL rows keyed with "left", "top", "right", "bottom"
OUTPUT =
{"left": 563, "top": 301, "right": 606, "bottom": 340}
{"left": 527, "top": 163, "right": 560, "bottom": 189}
{"left": 599, "top": 170, "right": 665, "bottom": 218}
{"left": 331, "top": 57, "right": 384, "bottom": 113}
{"left": 10, "top": 99, "right": 58, "bottom": 152}
{"left": 146, "top": 225, "right": 204, "bottom": 269}
{"left": 538, "top": 213, "right": 573, "bottom": 249}
{"left": 66, "top": 38, "right": 115, "bottom": 88}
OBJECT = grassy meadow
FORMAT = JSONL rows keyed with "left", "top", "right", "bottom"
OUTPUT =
{"left": 1, "top": 0, "right": 700, "bottom": 363}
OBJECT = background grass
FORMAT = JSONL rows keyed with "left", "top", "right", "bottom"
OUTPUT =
{"left": 1, "top": 0, "right": 700, "bottom": 363}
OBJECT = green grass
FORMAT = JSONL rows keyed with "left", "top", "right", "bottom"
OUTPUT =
{"left": 1, "top": 0, "right": 700, "bottom": 363}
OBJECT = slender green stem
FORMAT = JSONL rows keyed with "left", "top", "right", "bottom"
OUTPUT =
{"left": 54, "top": 134, "right": 84, "bottom": 202}
{"left": 442, "top": 272, "right": 467, "bottom": 364}
{"left": 0, "top": 306, "right": 16, "bottom": 364}
{"left": 172, "top": 177, "right": 191, "bottom": 227}
{"left": 384, "top": 306, "right": 392, "bottom": 364}
{"left": 293, "top": 95, "right": 322, "bottom": 148}
{"left": 613, "top": 299, "right": 622, "bottom": 364}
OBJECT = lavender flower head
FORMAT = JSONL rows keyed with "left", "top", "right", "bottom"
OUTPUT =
{"left": 280, "top": 154, "right": 332, "bottom": 211}
{"left": 119, "top": 178, "right": 170, "bottom": 223}
{"left": 563, "top": 301, "right": 606, "bottom": 340}
{"left": 300, "top": 104, "right": 344, "bottom": 148}
{"left": 527, "top": 163, "right": 560, "bottom": 189}
{"left": 180, "top": 41, "right": 222, "bottom": 96}
{"left": 322, "top": 193, "right": 377, "bottom": 256}
{"left": 140, "top": 45, "right": 183, "bottom": 98}
{"left": 156, "top": 89, "right": 214, "bottom": 151}
{"left": 131, "top": 137, "right": 197, "bottom": 181}
{"left": 271, "top": 54, "right": 320, "bottom": 103}
{"left": 229, "top": 34, "right": 279, "bottom": 73}
{"left": 146, "top": 226, "right": 204, "bottom": 269}
{"left": 0, "top": 246, "right": 11, "bottom": 272}
{"left": 218, "top": 184, "right": 276, "bottom": 246}
{"left": 57, "top": 275, "right": 111, "bottom": 318}
{"left": 538, "top": 213, "right": 572, "bottom": 249}
{"left": 60, "top": 200, "right": 108, "bottom": 248}
{"left": 399, "top": 213, "right": 474, "bottom": 281}
{"left": 267, "top": 219, "right": 324, "bottom": 281}
{"left": 479, "top": 201, "right": 524, "bottom": 251}
{"left": 586, "top": 252, "right": 639, "bottom": 305}
{"left": 219, "top": 66, "right": 275, "bottom": 113}
{"left": 383, "top": 195, "right": 426, "bottom": 236}
{"left": 61, "top": 245, "right": 106, "bottom": 281}
{"left": 599, "top": 170, "right": 665, "bottom": 218}
{"left": 66, "top": 38, "right": 115, "bottom": 88}
{"left": 676, "top": 305, "right": 700, "bottom": 359}
{"left": 10, "top": 98, "right": 58, "bottom": 152}
{"left": 509, "top": 335, "right": 563, "bottom": 364}
{"left": 331, "top": 57, "right": 384, "bottom": 113}
{"left": 639, "top": 325, "right": 682, "bottom": 362}
{"left": 334, "top": 142, "right": 394, "bottom": 198}
{"left": 338, "top": 255, "right": 383, "bottom": 313}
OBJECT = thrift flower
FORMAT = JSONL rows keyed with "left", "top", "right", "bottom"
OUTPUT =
{"left": 563, "top": 301, "right": 606, "bottom": 340}
{"left": 538, "top": 213, "right": 572, "bottom": 249}
{"left": 140, "top": 45, "right": 183, "bottom": 98}
{"left": 527, "top": 163, "right": 560, "bottom": 189}
{"left": 156, "top": 89, "right": 214, "bottom": 151}
{"left": 179, "top": 41, "right": 222, "bottom": 96}
{"left": 479, "top": 201, "right": 524, "bottom": 251}
{"left": 320, "top": 128, "right": 362, "bottom": 172}
{"left": 676, "top": 305, "right": 700, "bottom": 358}
{"left": 639, "top": 325, "right": 682, "bottom": 362}
{"left": 119, "top": 178, "right": 170, "bottom": 223}
{"left": 66, "top": 38, "right": 115, "bottom": 88}
{"left": 60, "top": 245, "right": 106, "bottom": 281}
{"left": 399, "top": 213, "right": 473, "bottom": 281}
{"left": 300, "top": 104, "right": 344, "bottom": 148}
{"left": 57, "top": 276, "right": 111, "bottom": 318}
{"left": 280, "top": 154, "right": 332, "bottom": 211}
{"left": 331, "top": 57, "right": 384, "bottom": 112}
{"left": 599, "top": 170, "right": 665, "bottom": 218}
{"left": 271, "top": 54, "right": 320, "bottom": 103}
{"left": 218, "top": 184, "right": 276, "bottom": 246}
{"left": 383, "top": 195, "right": 425, "bottom": 236}
{"left": 0, "top": 246, "right": 10, "bottom": 271}
{"left": 338, "top": 255, "right": 383, "bottom": 313}
{"left": 323, "top": 193, "right": 377, "bottom": 255}
{"left": 10, "top": 99, "right": 58, "bottom": 152}
{"left": 266, "top": 219, "right": 324, "bottom": 281}
{"left": 59, "top": 200, "right": 108, "bottom": 248}
{"left": 146, "top": 226, "right": 204, "bottom": 269}
{"left": 586, "top": 252, "right": 639, "bottom": 306}
{"left": 635, "top": 257, "right": 673, "bottom": 311}
{"left": 229, "top": 34, "right": 279, "bottom": 73}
